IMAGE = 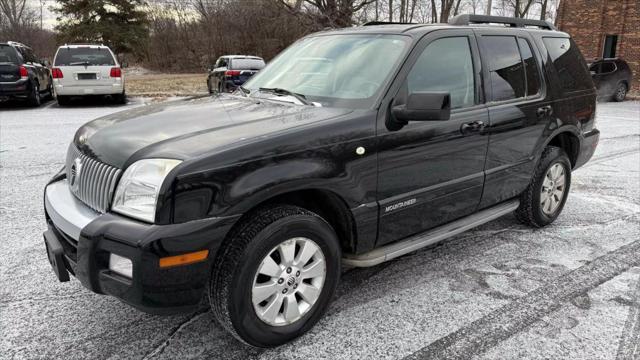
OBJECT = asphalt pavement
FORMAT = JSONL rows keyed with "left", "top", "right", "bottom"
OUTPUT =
{"left": 1, "top": 98, "right": 639, "bottom": 360}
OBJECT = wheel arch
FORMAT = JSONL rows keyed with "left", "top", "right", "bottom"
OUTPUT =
{"left": 544, "top": 130, "right": 580, "bottom": 168}
{"left": 224, "top": 188, "right": 358, "bottom": 255}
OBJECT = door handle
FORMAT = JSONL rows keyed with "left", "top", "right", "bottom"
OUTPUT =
{"left": 460, "top": 120, "right": 485, "bottom": 134}
{"left": 537, "top": 105, "right": 553, "bottom": 118}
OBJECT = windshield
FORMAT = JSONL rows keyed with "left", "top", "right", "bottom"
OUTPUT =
{"left": 243, "top": 34, "right": 410, "bottom": 108}
{"left": 0, "top": 45, "right": 19, "bottom": 64}
{"left": 54, "top": 47, "right": 116, "bottom": 66}
{"left": 232, "top": 58, "right": 265, "bottom": 70}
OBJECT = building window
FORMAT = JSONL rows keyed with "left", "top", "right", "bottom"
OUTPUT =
{"left": 603, "top": 35, "right": 618, "bottom": 58}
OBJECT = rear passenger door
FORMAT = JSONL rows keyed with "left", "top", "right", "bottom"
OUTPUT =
{"left": 474, "top": 30, "right": 550, "bottom": 208}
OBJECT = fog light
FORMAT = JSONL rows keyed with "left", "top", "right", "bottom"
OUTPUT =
{"left": 109, "top": 253, "right": 133, "bottom": 278}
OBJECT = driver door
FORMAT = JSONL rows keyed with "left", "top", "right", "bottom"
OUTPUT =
{"left": 376, "top": 29, "right": 489, "bottom": 246}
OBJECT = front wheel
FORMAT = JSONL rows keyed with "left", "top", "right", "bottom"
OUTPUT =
{"left": 209, "top": 205, "right": 341, "bottom": 347}
{"left": 516, "top": 146, "right": 572, "bottom": 227}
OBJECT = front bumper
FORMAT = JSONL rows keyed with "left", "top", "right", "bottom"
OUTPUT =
{"left": 43, "top": 179, "right": 240, "bottom": 315}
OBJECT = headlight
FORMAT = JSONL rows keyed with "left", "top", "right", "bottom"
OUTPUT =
{"left": 112, "top": 159, "right": 182, "bottom": 222}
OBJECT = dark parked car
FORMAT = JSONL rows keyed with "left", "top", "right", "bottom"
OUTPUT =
{"left": 207, "top": 55, "right": 265, "bottom": 93}
{"left": 589, "top": 58, "right": 633, "bottom": 102}
{"left": 43, "top": 15, "right": 599, "bottom": 347}
{"left": 0, "top": 41, "right": 52, "bottom": 106}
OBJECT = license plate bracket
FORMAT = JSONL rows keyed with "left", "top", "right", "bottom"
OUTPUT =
{"left": 44, "top": 230, "right": 70, "bottom": 282}
{"left": 77, "top": 73, "right": 97, "bottom": 80}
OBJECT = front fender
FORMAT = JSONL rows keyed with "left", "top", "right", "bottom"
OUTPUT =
{"left": 171, "top": 138, "right": 378, "bottom": 224}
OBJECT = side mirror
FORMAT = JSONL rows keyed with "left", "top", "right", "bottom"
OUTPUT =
{"left": 42, "top": 59, "right": 50, "bottom": 67}
{"left": 121, "top": 62, "right": 129, "bottom": 68}
{"left": 392, "top": 91, "right": 451, "bottom": 123}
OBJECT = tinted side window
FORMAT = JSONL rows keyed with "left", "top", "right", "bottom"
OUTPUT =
{"left": 481, "top": 36, "right": 526, "bottom": 101}
{"left": 517, "top": 38, "right": 541, "bottom": 96}
{"left": 407, "top": 37, "right": 475, "bottom": 109}
{"left": 542, "top": 37, "right": 592, "bottom": 92}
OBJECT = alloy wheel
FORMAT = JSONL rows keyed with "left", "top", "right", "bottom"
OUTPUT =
{"left": 540, "top": 163, "right": 566, "bottom": 215}
{"left": 251, "top": 237, "right": 326, "bottom": 326}
{"left": 616, "top": 84, "right": 627, "bottom": 101}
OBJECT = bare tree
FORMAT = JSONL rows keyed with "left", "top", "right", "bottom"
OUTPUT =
{"left": 0, "top": 0, "right": 28, "bottom": 29}
{"left": 280, "top": 0, "right": 376, "bottom": 28}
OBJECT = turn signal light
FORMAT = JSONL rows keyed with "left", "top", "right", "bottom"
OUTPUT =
{"left": 159, "top": 250, "right": 209, "bottom": 268}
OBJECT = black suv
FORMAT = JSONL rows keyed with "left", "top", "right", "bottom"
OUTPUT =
{"left": 0, "top": 41, "right": 52, "bottom": 106}
{"left": 588, "top": 58, "right": 633, "bottom": 102}
{"left": 207, "top": 55, "right": 265, "bottom": 93}
{"left": 43, "top": 15, "right": 599, "bottom": 347}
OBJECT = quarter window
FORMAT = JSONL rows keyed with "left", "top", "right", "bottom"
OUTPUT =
{"left": 407, "top": 37, "right": 475, "bottom": 109}
{"left": 542, "top": 37, "right": 592, "bottom": 92}
{"left": 481, "top": 36, "right": 526, "bottom": 101}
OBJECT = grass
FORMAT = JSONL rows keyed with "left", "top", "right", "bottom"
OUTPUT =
{"left": 125, "top": 72, "right": 209, "bottom": 99}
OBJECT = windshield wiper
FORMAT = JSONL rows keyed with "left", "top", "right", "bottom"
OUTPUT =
{"left": 259, "top": 87, "right": 312, "bottom": 106}
{"left": 69, "top": 61, "right": 91, "bottom": 66}
{"left": 238, "top": 86, "right": 250, "bottom": 96}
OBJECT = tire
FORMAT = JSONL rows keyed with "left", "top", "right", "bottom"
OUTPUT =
{"left": 516, "top": 146, "right": 572, "bottom": 227}
{"left": 209, "top": 205, "right": 341, "bottom": 347}
{"left": 45, "top": 79, "right": 54, "bottom": 100}
{"left": 113, "top": 91, "right": 127, "bottom": 104}
{"left": 613, "top": 82, "right": 627, "bottom": 102}
{"left": 56, "top": 95, "right": 70, "bottom": 106}
{"left": 207, "top": 78, "right": 214, "bottom": 94}
{"left": 27, "top": 81, "right": 41, "bottom": 107}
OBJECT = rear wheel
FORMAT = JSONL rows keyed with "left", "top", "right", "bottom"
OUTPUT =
{"left": 613, "top": 82, "right": 627, "bottom": 102}
{"left": 516, "top": 146, "right": 571, "bottom": 227}
{"left": 209, "top": 205, "right": 341, "bottom": 347}
{"left": 27, "top": 81, "right": 41, "bottom": 107}
{"left": 56, "top": 95, "right": 70, "bottom": 106}
{"left": 207, "top": 78, "right": 214, "bottom": 94}
{"left": 113, "top": 91, "right": 127, "bottom": 104}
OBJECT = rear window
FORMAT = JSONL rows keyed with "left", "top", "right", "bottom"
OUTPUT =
{"left": 0, "top": 45, "right": 19, "bottom": 64}
{"left": 54, "top": 47, "right": 116, "bottom": 66}
{"left": 542, "top": 37, "right": 592, "bottom": 92}
{"left": 231, "top": 58, "right": 265, "bottom": 70}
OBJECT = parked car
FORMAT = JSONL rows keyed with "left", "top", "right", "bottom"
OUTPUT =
{"left": 51, "top": 44, "right": 125, "bottom": 105}
{"left": 43, "top": 15, "right": 599, "bottom": 348}
{"left": 588, "top": 58, "right": 633, "bottom": 102}
{"left": 0, "top": 41, "right": 52, "bottom": 106}
{"left": 207, "top": 55, "right": 265, "bottom": 93}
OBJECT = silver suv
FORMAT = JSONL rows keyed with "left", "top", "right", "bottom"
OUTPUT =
{"left": 52, "top": 44, "right": 125, "bottom": 105}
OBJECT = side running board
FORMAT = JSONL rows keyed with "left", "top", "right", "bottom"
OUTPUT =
{"left": 342, "top": 199, "right": 520, "bottom": 267}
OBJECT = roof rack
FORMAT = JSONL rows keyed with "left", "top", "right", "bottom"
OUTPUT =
{"left": 6, "top": 41, "right": 30, "bottom": 48}
{"left": 363, "top": 21, "right": 416, "bottom": 26}
{"left": 448, "top": 14, "right": 556, "bottom": 30}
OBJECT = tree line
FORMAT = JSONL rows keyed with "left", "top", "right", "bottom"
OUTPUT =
{"left": 0, "top": 0, "right": 559, "bottom": 72}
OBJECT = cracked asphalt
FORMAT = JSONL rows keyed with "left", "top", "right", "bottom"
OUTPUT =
{"left": 1, "top": 99, "right": 639, "bottom": 360}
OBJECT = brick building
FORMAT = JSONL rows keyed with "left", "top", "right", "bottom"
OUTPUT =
{"left": 556, "top": 0, "right": 639, "bottom": 92}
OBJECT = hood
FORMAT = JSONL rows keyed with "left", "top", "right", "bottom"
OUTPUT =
{"left": 74, "top": 95, "right": 353, "bottom": 168}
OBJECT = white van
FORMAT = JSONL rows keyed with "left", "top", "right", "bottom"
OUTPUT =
{"left": 52, "top": 44, "right": 125, "bottom": 105}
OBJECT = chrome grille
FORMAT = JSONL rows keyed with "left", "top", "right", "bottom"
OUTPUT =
{"left": 65, "top": 144, "right": 122, "bottom": 213}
